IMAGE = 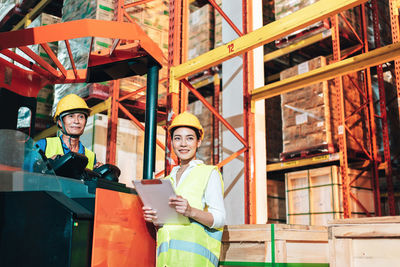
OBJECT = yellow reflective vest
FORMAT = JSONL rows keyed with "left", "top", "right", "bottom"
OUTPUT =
{"left": 44, "top": 137, "right": 95, "bottom": 170}
{"left": 157, "top": 164, "right": 224, "bottom": 267}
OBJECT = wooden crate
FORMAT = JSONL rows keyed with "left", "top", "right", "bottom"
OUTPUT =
{"left": 219, "top": 224, "right": 329, "bottom": 266}
{"left": 286, "top": 166, "right": 375, "bottom": 226}
{"left": 329, "top": 216, "right": 400, "bottom": 267}
{"left": 280, "top": 56, "right": 369, "bottom": 157}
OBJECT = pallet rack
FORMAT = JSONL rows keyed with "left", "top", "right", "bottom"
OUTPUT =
{"left": 169, "top": 0, "right": 400, "bottom": 221}
{"left": 2, "top": 0, "right": 400, "bottom": 220}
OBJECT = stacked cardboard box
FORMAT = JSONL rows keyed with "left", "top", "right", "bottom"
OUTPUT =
{"left": 280, "top": 56, "right": 369, "bottom": 156}
{"left": 188, "top": 4, "right": 214, "bottom": 60}
{"left": 286, "top": 166, "right": 375, "bottom": 226}
{"left": 188, "top": 96, "right": 214, "bottom": 165}
{"left": 81, "top": 113, "right": 165, "bottom": 187}
{"left": 214, "top": 0, "right": 223, "bottom": 48}
{"left": 54, "top": 0, "right": 115, "bottom": 111}
{"left": 267, "top": 179, "right": 286, "bottom": 223}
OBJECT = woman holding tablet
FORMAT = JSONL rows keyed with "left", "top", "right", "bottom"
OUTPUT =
{"left": 143, "top": 111, "right": 226, "bottom": 267}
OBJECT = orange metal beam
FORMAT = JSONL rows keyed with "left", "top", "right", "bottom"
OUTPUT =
{"left": 18, "top": 46, "right": 61, "bottom": 79}
{"left": 0, "top": 19, "right": 164, "bottom": 66}
{"left": 40, "top": 43, "right": 68, "bottom": 78}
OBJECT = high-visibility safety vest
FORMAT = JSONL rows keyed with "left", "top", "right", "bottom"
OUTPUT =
{"left": 157, "top": 164, "right": 224, "bottom": 267}
{"left": 44, "top": 137, "right": 95, "bottom": 170}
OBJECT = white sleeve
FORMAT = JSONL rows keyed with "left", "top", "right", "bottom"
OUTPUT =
{"left": 204, "top": 169, "right": 226, "bottom": 228}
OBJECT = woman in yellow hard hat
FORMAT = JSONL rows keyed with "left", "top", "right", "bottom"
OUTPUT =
{"left": 36, "top": 94, "right": 101, "bottom": 170}
{"left": 143, "top": 111, "right": 226, "bottom": 267}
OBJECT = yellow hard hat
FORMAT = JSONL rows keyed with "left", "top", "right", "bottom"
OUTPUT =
{"left": 53, "top": 94, "right": 91, "bottom": 122}
{"left": 168, "top": 111, "right": 204, "bottom": 140}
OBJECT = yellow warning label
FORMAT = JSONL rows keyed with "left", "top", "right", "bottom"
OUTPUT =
{"left": 312, "top": 155, "right": 330, "bottom": 161}
{"left": 283, "top": 161, "right": 299, "bottom": 167}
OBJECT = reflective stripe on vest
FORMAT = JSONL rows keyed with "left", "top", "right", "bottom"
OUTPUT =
{"left": 157, "top": 164, "right": 224, "bottom": 267}
{"left": 44, "top": 137, "right": 95, "bottom": 170}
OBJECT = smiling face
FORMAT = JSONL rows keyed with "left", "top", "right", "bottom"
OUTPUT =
{"left": 59, "top": 112, "right": 87, "bottom": 136}
{"left": 172, "top": 127, "right": 202, "bottom": 165}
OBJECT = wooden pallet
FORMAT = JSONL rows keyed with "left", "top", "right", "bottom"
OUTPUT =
{"left": 329, "top": 216, "right": 400, "bottom": 267}
{"left": 219, "top": 224, "right": 329, "bottom": 266}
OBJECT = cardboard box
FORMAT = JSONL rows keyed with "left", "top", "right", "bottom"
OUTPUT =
{"left": 280, "top": 56, "right": 369, "bottom": 156}
{"left": 188, "top": 4, "right": 214, "bottom": 60}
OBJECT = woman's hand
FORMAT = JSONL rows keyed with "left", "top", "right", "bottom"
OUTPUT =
{"left": 143, "top": 206, "right": 158, "bottom": 223}
{"left": 169, "top": 195, "right": 192, "bottom": 217}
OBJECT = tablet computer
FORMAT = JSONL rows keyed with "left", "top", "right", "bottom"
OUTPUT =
{"left": 133, "top": 179, "right": 190, "bottom": 225}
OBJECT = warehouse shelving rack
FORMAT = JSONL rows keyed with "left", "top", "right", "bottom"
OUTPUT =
{"left": 169, "top": 0, "right": 400, "bottom": 222}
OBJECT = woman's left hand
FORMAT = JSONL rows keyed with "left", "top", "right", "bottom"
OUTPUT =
{"left": 169, "top": 195, "right": 192, "bottom": 218}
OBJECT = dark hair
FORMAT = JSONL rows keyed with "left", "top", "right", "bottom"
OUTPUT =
{"left": 170, "top": 126, "right": 201, "bottom": 140}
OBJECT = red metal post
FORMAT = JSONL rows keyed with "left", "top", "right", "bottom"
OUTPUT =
{"left": 332, "top": 14, "right": 351, "bottom": 218}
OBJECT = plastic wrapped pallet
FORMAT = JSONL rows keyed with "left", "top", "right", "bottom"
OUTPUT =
{"left": 285, "top": 166, "right": 375, "bottom": 226}
{"left": 274, "top": 0, "right": 358, "bottom": 48}
{"left": 188, "top": 4, "right": 214, "bottom": 60}
{"left": 280, "top": 56, "right": 369, "bottom": 157}
{"left": 54, "top": 0, "right": 115, "bottom": 112}
{"left": 81, "top": 113, "right": 166, "bottom": 187}
{"left": 219, "top": 224, "right": 329, "bottom": 266}
{"left": 329, "top": 216, "right": 400, "bottom": 267}
{"left": 0, "top": 0, "right": 18, "bottom": 22}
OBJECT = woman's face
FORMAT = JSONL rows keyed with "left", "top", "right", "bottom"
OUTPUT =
{"left": 172, "top": 127, "right": 202, "bottom": 164}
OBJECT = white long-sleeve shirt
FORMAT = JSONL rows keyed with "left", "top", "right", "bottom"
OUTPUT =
{"left": 169, "top": 160, "right": 226, "bottom": 228}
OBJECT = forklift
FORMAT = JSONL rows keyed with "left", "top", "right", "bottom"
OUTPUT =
{"left": 0, "top": 19, "right": 164, "bottom": 267}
